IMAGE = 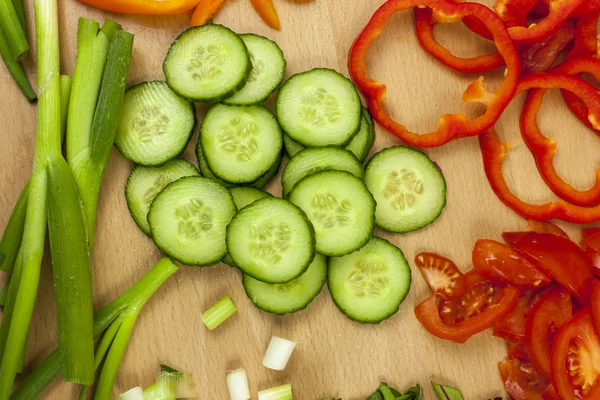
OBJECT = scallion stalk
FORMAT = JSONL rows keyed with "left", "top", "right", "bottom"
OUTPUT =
{"left": 202, "top": 295, "right": 238, "bottom": 330}
{"left": 262, "top": 336, "right": 296, "bottom": 371}
{"left": 0, "top": 184, "right": 29, "bottom": 274}
{"left": 9, "top": 258, "right": 178, "bottom": 400}
{"left": 11, "top": 0, "right": 26, "bottom": 35}
{"left": 258, "top": 384, "right": 294, "bottom": 400}
{"left": 0, "top": 0, "right": 61, "bottom": 395}
{"left": 120, "top": 387, "right": 145, "bottom": 400}
{"left": 0, "top": 26, "right": 35, "bottom": 101}
{"left": 59, "top": 74, "right": 72, "bottom": 138}
{"left": 227, "top": 369, "right": 251, "bottom": 400}
{"left": 0, "top": 0, "right": 29, "bottom": 60}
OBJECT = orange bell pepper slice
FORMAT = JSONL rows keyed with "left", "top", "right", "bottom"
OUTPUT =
{"left": 191, "top": 0, "right": 227, "bottom": 26}
{"left": 251, "top": 0, "right": 281, "bottom": 30}
{"left": 79, "top": 0, "right": 202, "bottom": 14}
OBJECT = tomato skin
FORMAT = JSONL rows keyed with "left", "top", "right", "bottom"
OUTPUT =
{"left": 582, "top": 228, "right": 600, "bottom": 274}
{"left": 525, "top": 289, "right": 573, "bottom": 378}
{"left": 414, "top": 270, "right": 522, "bottom": 343}
{"left": 590, "top": 280, "right": 600, "bottom": 338}
{"left": 473, "top": 239, "right": 551, "bottom": 289}
{"left": 551, "top": 311, "right": 600, "bottom": 400}
{"left": 499, "top": 355, "right": 548, "bottom": 400}
{"left": 528, "top": 220, "right": 569, "bottom": 238}
{"left": 493, "top": 290, "right": 542, "bottom": 343}
{"left": 541, "top": 385, "right": 560, "bottom": 400}
{"left": 415, "top": 252, "right": 466, "bottom": 299}
{"left": 503, "top": 232, "right": 593, "bottom": 302}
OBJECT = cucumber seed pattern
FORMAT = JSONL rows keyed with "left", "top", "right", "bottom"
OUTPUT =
{"left": 216, "top": 114, "right": 259, "bottom": 162}
{"left": 143, "top": 174, "right": 171, "bottom": 203}
{"left": 247, "top": 53, "right": 262, "bottom": 83}
{"left": 347, "top": 258, "right": 388, "bottom": 298}
{"left": 310, "top": 193, "right": 352, "bottom": 229}
{"left": 300, "top": 87, "right": 342, "bottom": 128}
{"left": 132, "top": 107, "right": 170, "bottom": 143}
{"left": 175, "top": 199, "right": 213, "bottom": 240}
{"left": 250, "top": 222, "right": 292, "bottom": 264}
{"left": 383, "top": 169, "right": 424, "bottom": 212}
{"left": 188, "top": 45, "right": 227, "bottom": 81}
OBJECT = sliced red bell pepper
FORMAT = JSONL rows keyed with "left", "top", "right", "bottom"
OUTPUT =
{"left": 494, "top": 0, "right": 537, "bottom": 28}
{"left": 472, "top": 239, "right": 551, "bottom": 289}
{"left": 502, "top": 231, "right": 593, "bottom": 302}
{"left": 525, "top": 289, "right": 572, "bottom": 378}
{"left": 250, "top": 0, "right": 281, "bottom": 30}
{"left": 568, "top": 14, "right": 599, "bottom": 60}
{"left": 480, "top": 129, "right": 600, "bottom": 224}
{"left": 520, "top": 71, "right": 600, "bottom": 207}
{"left": 571, "top": 0, "right": 600, "bottom": 18}
{"left": 414, "top": 270, "right": 521, "bottom": 343}
{"left": 582, "top": 229, "right": 600, "bottom": 273}
{"left": 527, "top": 219, "right": 568, "bottom": 238}
{"left": 414, "top": 7, "right": 504, "bottom": 74}
{"left": 79, "top": 0, "right": 201, "bottom": 13}
{"left": 190, "top": 0, "right": 227, "bottom": 26}
{"left": 519, "top": 24, "right": 574, "bottom": 74}
{"left": 348, "top": 0, "right": 520, "bottom": 148}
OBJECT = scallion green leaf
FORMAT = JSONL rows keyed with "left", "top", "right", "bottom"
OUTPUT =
{"left": 202, "top": 295, "right": 237, "bottom": 330}
{"left": 0, "top": 0, "right": 29, "bottom": 59}
{"left": 11, "top": 0, "right": 27, "bottom": 34}
{"left": 0, "top": 27, "right": 35, "bottom": 101}
{"left": 0, "top": 183, "right": 29, "bottom": 274}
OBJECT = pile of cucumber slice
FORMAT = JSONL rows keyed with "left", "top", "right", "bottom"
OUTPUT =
{"left": 118, "top": 24, "right": 447, "bottom": 324}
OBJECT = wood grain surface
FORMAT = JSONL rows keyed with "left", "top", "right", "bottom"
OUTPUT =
{"left": 1, "top": 0, "right": 598, "bottom": 398}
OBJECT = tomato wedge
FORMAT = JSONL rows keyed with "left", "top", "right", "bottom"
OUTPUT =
{"left": 415, "top": 270, "right": 521, "bottom": 343}
{"left": 499, "top": 353, "right": 549, "bottom": 400}
{"left": 525, "top": 289, "right": 573, "bottom": 378}
{"left": 542, "top": 385, "right": 560, "bottom": 400}
{"left": 551, "top": 311, "right": 600, "bottom": 400}
{"left": 494, "top": 290, "right": 543, "bottom": 343}
{"left": 582, "top": 228, "right": 600, "bottom": 273}
{"left": 415, "top": 252, "right": 466, "bottom": 299}
{"left": 528, "top": 219, "right": 569, "bottom": 238}
{"left": 503, "top": 232, "right": 593, "bottom": 302}
{"left": 590, "top": 280, "right": 600, "bottom": 337}
{"left": 473, "top": 239, "right": 551, "bottom": 289}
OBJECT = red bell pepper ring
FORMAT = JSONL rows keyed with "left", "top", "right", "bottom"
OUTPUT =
{"left": 503, "top": 231, "right": 593, "bottom": 302}
{"left": 506, "top": 0, "right": 584, "bottom": 45}
{"left": 494, "top": 0, "right": 538, "bottom": 28}
{"left": 571, "top": 0, "right": 600, "bottom": 18}
{"left": 519, "top": 24, "right": 575, "bottom": 74}
{"left": 527, "top": 219, "right": 568, "bottom": 238}
{"left": 520, "top": 68, "right": 600, "bottom": 206}
{"left": 480, "top": 129, "right": 600, "bottom": 224}
{"left": 348, "top": 0, "right": 520, "bottom": 148}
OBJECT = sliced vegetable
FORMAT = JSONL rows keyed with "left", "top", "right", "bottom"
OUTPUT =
{"left": 262, "top": 336, "right": 296, "bottom": 371}
{"left": 503, "top": 231, "right": 593, "bottom": 301}
{"left": 202, "top": 295, "right": 237, "bottom": 330}
{"left": 0, "top": 0, "right": 29, "bottom": 60}
{"left": 499, "top": 353, "right": 550, "bottom": 400}
{"left": 79, "top": 0, "right": 202, "bottom": 14}
{"left": 414, "top": 252, "right": 466, "bottom": 299}
{"left": 493, "top": 289, "right": 541, "bottom": 344}
{"left": 431, "top": 382, "right": 464, "bottom": 400}
{"left": 120, "top": 387, "right": 144, "bottom": 400}
{"left": 328, "top": 237, "right": 411, "bottom": 324}
{"left": 163, "top": 24, "right": 251, "bottom": 102}
{"left": 0, "top": 183, "right": 29, "bottom": 273}
{"left": 227, "top": 197, "right": 315, "bottom": 283}
{"left": 527, "top": 220, "right": 568, "bottom": 238}
{"left": 364, "top": 146, "right": 446, "bottom": 233}
{"left": 227, "top": 368, "right": 250, "bottom": 400}
{"left": 0, "top": 26, "right": 35, "bottom": 101}
{"left": 115, "top": 81, "right": 196, "bottom": 167}
{"left": 191, "top": 0, "right": 227, "bottom": 27}
{"left": 250, "top": 0, "right": 280, "bottom": 30}
{"left": 258, "top": 384, "right": 293, "bottom": 400}
{"left": 229, "top": 186, "right": 272, "bottom": 210}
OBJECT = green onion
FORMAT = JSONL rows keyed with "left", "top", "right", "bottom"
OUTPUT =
{"left": 47, "top": 157, "right": 95, "bottom": 384}
{"left": 59, "top": 74, "right": 72, "bottom": 138}
{"left": 0, "top": 25, "right": 35, "bottom": 101}
{"left": 10, "top": 258, "right": 178, "bottom": 400}
{"left": 0, "top": 0, "right": 62, "bottom": 395}
{"left": 258, "top": 384, "right": 293, "bottom": 400}
{"left": 0, "top": 183, "right": 29, "bottom": 274}
{"left": 227, "top": 368, "right": 250, "bottom": 400}
{"left": 120, "top": 387, "right": 145, "bottom": 400}
{"left": 0, "top": 0, "right": 29, "bottom": 60}
{"left": 11, "top": 0, "right": 26, "bottom": 34}
{"left": 202, "top": 295, "right": 237, "bottom": 330}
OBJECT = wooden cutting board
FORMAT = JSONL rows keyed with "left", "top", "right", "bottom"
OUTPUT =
{"left": 1, "top": 0, "right": 598, "bottom": 398}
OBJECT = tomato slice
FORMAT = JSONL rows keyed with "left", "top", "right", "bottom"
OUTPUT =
{"left": 525, "top": 289, "right": 573, "bottom": 378}
{"left": 582, "top": 228, "right": 600, "bottom": 274}
{"left": 590, "top": 280, "right": 600, "bottom": 338}
{"left": 528, "top": 219, "right": 569, "bottom": 238}
{"left": 414, "top": 270, "right": 522, "bottom": 343}
{"left": 542, "top": 385, "right": 560, "bottom": 400}
{"left": 509, "top": 342, "right": 531, "bottom": 361}
{"left": 415, "top": 252, "right": 466, "bottom": 299}
{"left": 499, "top": 354, "right": 549, "bottom": 400}
{"left": 494, "top": 289, "right": 543, "bottom": 343}
{"left": 503, "top": 232, "right": 593, "bottom": 302}
{"left": 551, "top": 311, "right": 600, "bottom": 400}
{"left": 473, "top": 239, "right": 551, "bottom": 289}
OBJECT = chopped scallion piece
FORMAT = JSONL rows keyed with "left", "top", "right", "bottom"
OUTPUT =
{"left": 262, "top": 336, "right": 296, "bottom": 371}
{"left": 258, "top": 384, "right": 293, "bottom": 400}
{"left": 120, "top": 386, "right": 145, "bottom": 400}
{"left": 227, "top": 368, "right": 250, "bottom": 400}
{"left": 202, "top": 295, "right": 237, "bottom": 330}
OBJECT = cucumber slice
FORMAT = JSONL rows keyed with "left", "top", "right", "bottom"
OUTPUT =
{"left": 148, "top": 177, "right": 236, "bottom": 266}
{"left": 223, "top": 187, "right": 273, "bottom": 268}
{"left": 282, "top": 107, "right": 375, "bottom": 162}
{"left": 115, "top": 81, "right": 196, "bottom": 166}
{"left": 243, "top": 254, "right": 327, "bottom": 315}
{"left": 201, "top": 104, "right": 283, "bottom": 184}
{"left": 196, "top": 140, "right": 282, "bottom": 189}
{"left": 281, "top": 147, "right": 364, "bottom": 198}
{"left": 345, "top": 108, "right": 375, "bottom": 162}
{"left": 163, "top": 24, "right": 251, "bottom": 103}
{"left": 328, "top": 237, "right": 411, "bottom": 324}
{"left": 364, "top": 146, "right": 446, "bottom": 233}
{"left": 276, "top": 68, "right": 361, "bottom": 147}
{"left": 227, "top": 198, "right": 315, "bottom": 283}
{"left": 223, "top": 34, "right": 286, "bottom": 106}
{"left": 125, "top": 160, "right": 200, "bottom": 236}
{"left": 288, "top": 170, "right": 375, "bottom": 256}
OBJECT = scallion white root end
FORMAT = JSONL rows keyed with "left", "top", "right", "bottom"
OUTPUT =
{"left": 227, "top": 368, "right": 250, "bottom": 400}
{"left": 119, "top": 386, "right": 144, "bottom": 400}
{"left": 262, "top": 336, "right": 296, "bottom": 371}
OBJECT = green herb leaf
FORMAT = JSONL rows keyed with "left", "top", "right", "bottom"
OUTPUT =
{"left": 378, "top": 383, "right": 397, "bottom": 400}
{"left": 160, "top": 364, "right": 179, "bottom": 373}
{"left": 390, "top": 387, "right": 402, "bottom": 397}
{"left": 431, "top": 382, "right": 464, "bottom": 400}
{"left": 366, "top": 390, "right": 384, "bottom": 400}
{"left": 396, "top": 384, "right": 423, "bottom": 400}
